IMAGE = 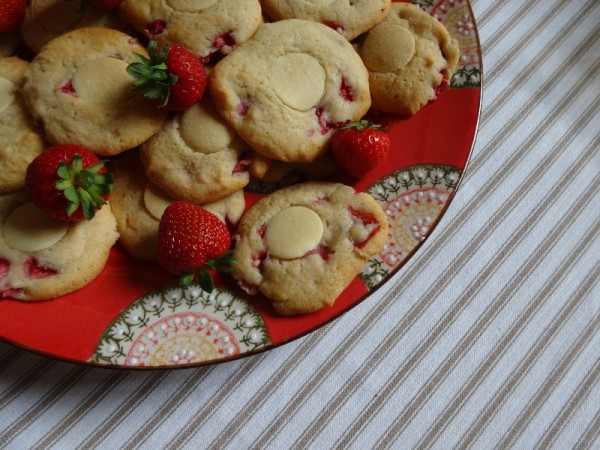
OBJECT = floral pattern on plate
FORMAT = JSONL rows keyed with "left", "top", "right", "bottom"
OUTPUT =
{"left": 361, "top": 165, "right": 461, "bottom": 288}
{"left": 90, "top": 284, "right": 270, "bottom": 367}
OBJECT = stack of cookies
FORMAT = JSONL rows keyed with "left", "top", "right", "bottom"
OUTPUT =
{"left": 0, "top": 0, "right": 460, "bottom": 314}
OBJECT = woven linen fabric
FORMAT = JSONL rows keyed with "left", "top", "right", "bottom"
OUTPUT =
{"left": 1, "top": 0, "right": 599, "bottom": 448}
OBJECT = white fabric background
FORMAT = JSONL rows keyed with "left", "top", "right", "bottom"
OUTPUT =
{"left": 1, "top": 0, "right": 599, "bottom": 448}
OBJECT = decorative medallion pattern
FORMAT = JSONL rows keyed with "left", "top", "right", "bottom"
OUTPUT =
{"left": 361, "top": 165, "right": 461, "bottom": 288}
{"left": 90, "top": 284, "right": 270, "bottom": 367}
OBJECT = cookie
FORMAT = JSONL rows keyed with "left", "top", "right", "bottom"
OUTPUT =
{"left": 140, "top": 96, "right": 251, "bottom": 204}
{"left": 110, "top": 151, "right": 245, "bottom": 262}
{"left": 261, "top": 0, "right": 391, "bottom": 41}
{"left": 0, "top": 192, "right": 119, "bottom": 301}
{"left": 21, "top": 0, "right": 132, "bottom": 54}
{"left": 22, "top": 27, "right": 167, "bottom": 156}
{"left": 118, "top": 0, "right": 262, "bottom": 64}
{"left": 0, "top": 56, "right": 46, "bottom": 194}
{"left": 0, "top": 31, "right": 20, "bottom": 58}
{"left": 232, "top": 181, "right": 388, "bottom": 315}
{"left": 357, "top": 2, "right": 460, "bottom": 115}
{"left": 209, "top": 19, "right": 371, "bottom": 163}
{"left": 248, "top": 151, "right": 340, "bottom": 189}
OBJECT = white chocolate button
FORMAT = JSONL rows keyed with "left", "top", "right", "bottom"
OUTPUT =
{"left": 72, "top": 57, "right": 133, "bottom": 106}
{"left": 33, "top": 0, "right": 84, "bottom": 34}
{"left": 361, "top": 23, "right": 416, "bottom": 72}
{"left": 265, "top": 206, "right": 323, "bottom": 259}
{"left": 167, "top": 0, "right": 217, "bottom": 12}
{"left": 179, "top": 101, "right": 236, "bottom": 154}
{"left": 0, "top": 77, "right": 16, "bottom": 114}
{"left": 143, "top": 183, "right": 174, "bottom": 220}
{"left": 269, "top": 53, "right": 326, "bottom": 111}
{"left": 3, "top": 203, "right": 69, "bottom": 252}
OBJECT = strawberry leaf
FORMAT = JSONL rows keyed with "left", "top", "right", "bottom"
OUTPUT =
{"left": 198, "top": 268, "right": 214, "bottom": 293}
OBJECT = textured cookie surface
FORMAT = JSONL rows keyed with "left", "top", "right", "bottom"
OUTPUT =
{"left": 233, "top": 182, "right": 388, "bottom": 315}
{"left": 21, "top": 0, "right": 132, "bottom": 53}
{"left": 0, "top": 57, "right": 46, "bottom": 194}
{"left": 0, "top": 192, "right": 119, "bottom": 301}
{"left": 261, "top": 0, "right": 391, "bottom": 40}
{"left": 357, "top": 2, "right": 460, "bottom": 115}
{"left": 140, "top": 97, "right": 251, "bottom": 204}
{"left": 22, "top": 27, "right": 167, "bottom": 156}
{"left": 118, "top": 0, "right": 262, "bottom": 64}
{"left": 110, "top": 152, "right": 245, "bottom": 262}
{"left": 209, "top": 19, "right": 371, "bottom": 163}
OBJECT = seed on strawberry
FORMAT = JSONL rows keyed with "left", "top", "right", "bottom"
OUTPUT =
{"left": 127, "top": 40, "right": 207, "bottom": 112}
{"left": 330, "top": 120, "right": 391, "bottom": 178}
{"left": 25, "top": 144, "right": 115, "bottom": 222}
{"left": 157, "top": 202, "right": 236, "bottom": 292}
{"left": 0, "top": 0, "right": 26, "bottom": 33}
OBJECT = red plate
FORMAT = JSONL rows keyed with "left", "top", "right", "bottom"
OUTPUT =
{"left": 0, "top": 0, "right": 482, "bottom": 368}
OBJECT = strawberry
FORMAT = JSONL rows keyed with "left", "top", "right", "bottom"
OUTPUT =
{"left": 331, "top": 120, "right": 391, "bottom": 178}
{"left": 157, "top": 202, "right": 236, "bottom": 292}
{"left": 0, "top": 0, "right": 26, "bottom": 33}
{"left": 25, "top": 144, "right": 115, "bottom": 222}
{"left": 127, "top": 40, "right": 207, "bottom": 112}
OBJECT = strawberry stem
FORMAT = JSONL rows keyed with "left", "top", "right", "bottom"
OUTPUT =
{"left": 55, "top": 154, "right": 114, "bottom": 220}
{"left": 340, "top": 120, "right": 386, "bottom": 131}
{"left": 127, "top": 41, "right": 178, "bottom": 107}
{"left": 178, "top": 251, "right": 238, "bottom": 292}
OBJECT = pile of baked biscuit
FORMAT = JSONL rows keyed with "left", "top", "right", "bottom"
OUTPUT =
{"left": 0, "top": 0, "right": 459, "bottom": 314}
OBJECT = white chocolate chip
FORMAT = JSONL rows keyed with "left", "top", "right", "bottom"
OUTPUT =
{"left": 72, "top": 56, "right": 133, "bottom": 106}
{"left": 143, "top": 183, "right": 174, "bottom": 220}
{"left": 265, "top": 206, "right": 323, "bottom": 259}
{"left": 269, "top": 53, "right": 326, "bottom": 111}
{"left": 166, "top": 0, "right": 217, "bottom": 11}
{"left": 179, "top": 101, "right": 236, "bottom": 154}
{"left": 361, "top": 23, "right": 416, "bottom": 72}
{"left": 3, "top": 203, "right": 69, "bottom": 252}
{"left": 0, "top": 77, "right": 16, "bottom": 114}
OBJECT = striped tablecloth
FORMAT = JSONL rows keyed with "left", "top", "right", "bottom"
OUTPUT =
{"left": 1, "top": 0, "right": 599, "bottom": 448}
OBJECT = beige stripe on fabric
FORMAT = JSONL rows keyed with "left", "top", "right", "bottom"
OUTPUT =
{"left": 573, "top": 402, "right": 600, "bottom": 450}
{"left": 33, "top": 370, "right": 133, "bottom": 449}
{"left": 0, "top": 347, "right": 24, "bottom": 376}
{"left": 82, "top": 370, "right": 208, "bottom": 450}
{"left": 424, "top": 225, "right": 600, "bottom": 448}
{"left": 413, "top": 133, "right": 600, "bottom": 448}
{"left": 0, "top": 360, "right": 56, "bottom": 411}
{"left": 286, "top": 56, "right": 600, "bottom": 450}
{"left": 204, "top": 25, "right": 596, "bottom": 450}
{"left": 1, "top": 366, "right": 90, "bottom": 447}
{"left": 162, "top": 355, "right": 267, "bottom": 450}
{"left": 337, "top": 142, "right": 600, "bottom": 450}
{"left": 496, "top": 293, "right": 600, "bottom": 450}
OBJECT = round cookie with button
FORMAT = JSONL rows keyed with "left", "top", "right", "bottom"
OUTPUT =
{"left": 21, "top": 0, "right": 133, "bottom": 54}
{"left": 139, "top": 96, "right": 252, "bottom": 204}
{"left": 209, "top": 19, "right": 371, "bottom": 163}
{"left": 261, "top": 0, "right": 391, "bottom": 41}
{"left": 0, "top": 192, "right": 119, "bottom": 301}
{"left": 118, "top": 0, "right": 262, "bottom": 65}
{"left": 109, "top": 151, "right": 245, "bottom": 262}
{"left": 0, "top": 56, "right": 47, "bottom": 194}
{"left": 232, "top": 181, "right": 388, "bottom": 315}
{"left": 22, "top": 27, "right": 167, "bottom": 156}
{"left": 357, "top": 2, "right": 460, "bottom": 116}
